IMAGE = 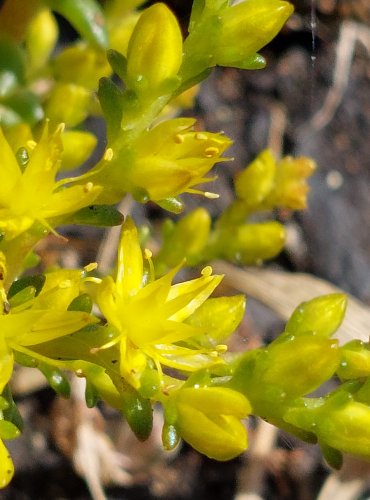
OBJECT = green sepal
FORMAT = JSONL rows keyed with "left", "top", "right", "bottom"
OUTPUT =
{"left": 230, "top": 53, "right": 266, "bottom": 70}
{"left": 38, "top": 363, "right": 71, "bottom": 398}
{"left": 285, "top": 293, "right": 347, "bottom": 339}
{"left": 0, "top": 398, "right": 8, "bottom": 411}
{"left": 1, "top": 89, "right": 43, "bottom": 126}
{"left": 68, "top": 204, "right": 124, "bottom": 227}
{"left": 0, "top": 38, "right": 26, "bottom": 89}
{"left": 48, "top": 0, "right": 108, "bottom": 48}
{"left": 0, "top": 421, "right": 20, "bottom": 441}
{"left": 320, "top": 441, "right": 343, "bottom": 470}
{"left": 0, "top": 387, "right": 23, "bottom": 432}
{"left": 98, "top": 77, "right": 124, "bottom": 141}
{"left": 138, "top": 368, "right": 161, "bottom": 399}
{"left": 13, "top": 351, "right": 38, "bottom": 368}
{"left": 8, "top": 274, "right": 46, "bottom": 299}
{"left": 106, "top": 49, "right": 127, "bottom": 82}
{"left": 68, "top": 293, "right": 93, "bottom": 313}
{"left": 122, "top": 391, "right": 153, "bottom": 441}
{"left": 85, "top": 379, "right": 99, "bottom": 408}
{"left": 8, "top": 285, "right": 36, "bottom": 308}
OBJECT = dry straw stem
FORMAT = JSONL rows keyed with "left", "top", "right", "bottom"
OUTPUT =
{"left": 311, "top": 20, "right": 370, "bottom": 131}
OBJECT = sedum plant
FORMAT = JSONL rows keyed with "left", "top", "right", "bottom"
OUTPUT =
{"left": 0, "top": 0, "right": 367, "bottom": 490}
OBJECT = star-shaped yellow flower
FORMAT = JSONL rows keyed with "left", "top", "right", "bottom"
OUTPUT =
{"left": 95, "top": 217, "right": 226, "bottom": 389}
{"left": 0, "top": 123, "right": 102, "bottom": 240}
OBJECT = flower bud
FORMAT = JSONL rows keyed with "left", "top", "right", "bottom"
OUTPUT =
{"left": 174, "top": 387, "right": 250, "bottom": 460}
{"left": 26, "top": 9, "right": 58, "bottom": 72}
{"left": 235, "top": 149, "right": 276, "bottom": 207}
{"left": 45, "top": 83, "right": 90, "bottom": 127}
{"left": 285, "top": 394, "right": 370, "bottom": 459}
{"left": 338, "top": 340, "right": 370, "bottom": 380}
{"left": 264, "top": 334, "right": 340, "bottom": 398}
{"left": 285, "top": 293, "right": 347, "bottom": 339}
{"left": 218, "top": 221, "right": 285, "bottom": 265}
{"left": 156, "top": 208, "right": 211, "bottom": 269}
{"left": 61, "top": 131, "right": 97, "bottom": 171}
{"left": 126, "top": 3, "right": 182, "bottom": 95}
{"left": 215, "top": 1, "right": 294, "bottom": 66}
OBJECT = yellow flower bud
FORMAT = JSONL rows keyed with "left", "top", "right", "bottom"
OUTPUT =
{"left": 126, "top": 3, "right": 183, "bottom": 95}
{"left": 45, "top": 83, "right": 91, "bottom": 127}
{"left": 216, "top": 1, "right": 294, "bottom": 66}
{"left": 175, "top": 387, "right": 251, "bottom": 460}
{"left": 61, "top": 131, "right": 97, "bottom": 171}
{"left": 26, "top": 9, "right": 58, "bottom": 72}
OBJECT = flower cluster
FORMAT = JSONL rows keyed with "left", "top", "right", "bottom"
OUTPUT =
{"left": 2, "top": 0, "right": 369, "bottom": 494}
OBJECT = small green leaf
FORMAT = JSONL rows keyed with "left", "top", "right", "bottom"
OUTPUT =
{"left": 1, "top": 89, "right": 43, "bottom": 126}
{"left": 38, "top": 363, "right": 71, "bottom": 398}
{"left": 48, "top": 0, "right": 108, "bottom": 48}
{"left": 68, "top": 293, "right": 93, "bottom": 313}
{"left": 98, "top": 77, "right": 124, "bottom": 141}
{"left": 69, "top": 204, "right": 124, "bottom": 227}
{"left": 106, "top": 49, "right": 127, "bottom": 82}
{"left": 122, "top": 392, "right": 153, "bottom": 441}
{"left": 0, "top": 38, "right": 26, "bottom": 86}
{"left": 8, "top": 274, "right": 46, "bottom": 299}
{"left": 85, "top": 379, "right": 99, "bottom": 408}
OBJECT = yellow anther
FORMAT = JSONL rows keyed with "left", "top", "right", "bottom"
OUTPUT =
{"left": 174, "top": 134, "right": 185, "bottom": 144}
{"left": 205, "top": 147, "right": 220, "bottom": 158}
{"left": 83, "top": 182, "right": 94, "bottom": 193}
{"left": 201, "top": 265, "right": 212, "bottom": 277}
{"left": 195, "top": 133, "right": 208, "bottom": 141}
{"left": 204, "top": 192, "right": 219, "bottom": 199}
{"left": 103, "top": 148, "right": 114, "bottom": 161}
{"left": 84, "top": 262, "right": 98, "bottom": 272}
{"left": 26, "top": 140, "right": 37, "bottom": 150}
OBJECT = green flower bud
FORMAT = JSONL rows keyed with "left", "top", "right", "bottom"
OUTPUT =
{"left": 264, "top": 333, "right": 341, "bottom": 398}
{"left": 338, "top": 341, "right": 370, "bottom": 380}
{"left": 156, "top": 208, "right": 211, "bottom": 269}
{"left": 215, "top": 1, "right": 294, "bottom": 67}
{"left": 285, "top": 293, "right": 347, "bottom": 339}
{"left": 285, "top": 393, "right": 370, "bottom": 459}
{"left": 185, "top": 295, "right": 246, "bottom": 348}
{"left": 217, "top": 221, "right": 285, "bottom": 265}
{"left": 126, "top": 3, "right": 183, "bottom": 96}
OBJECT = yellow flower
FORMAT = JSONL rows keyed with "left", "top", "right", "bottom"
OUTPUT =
{"left": 0, "top": 123, "right": 102, "bottom": 240}
{"left": 0, "top": 261, "right": 97, "bottom": 393}
{"left": 95, "top": 118, "right": 232, "bottom": 204}
{"left": 95, "top": 217, "right": 226, "bottom": 390}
